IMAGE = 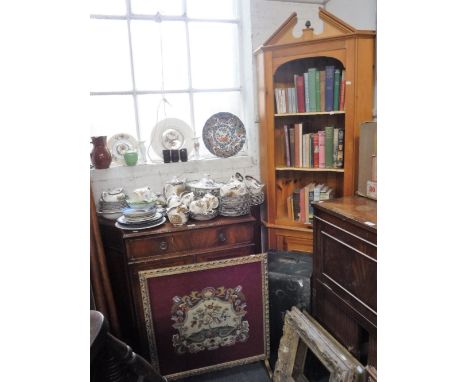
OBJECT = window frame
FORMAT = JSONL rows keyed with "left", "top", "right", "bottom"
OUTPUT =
{"left": 90, "top": 0, "right": 253, "bottom": 161}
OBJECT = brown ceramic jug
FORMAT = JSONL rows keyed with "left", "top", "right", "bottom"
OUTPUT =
{"left": 90, "top": 136, "right": 112, "bottom": 169}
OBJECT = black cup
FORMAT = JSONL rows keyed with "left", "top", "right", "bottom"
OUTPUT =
{"left": 162, "top": 150, "right": 171, "bottom": 163}
{"left": 180, "top": 148, "right": 188, "bottom": 162}
{"left": 171, "top": 149, "right": 180, "bottom": 162}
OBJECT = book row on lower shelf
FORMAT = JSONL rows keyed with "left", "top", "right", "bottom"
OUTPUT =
{"left": 283, "top": 124, "right": 343, "bottom": 169}
{"left": 275, "top": 66, "right": 345, "bottom": 114}
{"left": 288, "top": 183, "right": 335, "bottom": 224}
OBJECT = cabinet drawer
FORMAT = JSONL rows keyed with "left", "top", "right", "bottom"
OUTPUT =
{"left": 195, "top": 245, "right": 255, "bottom": 263}
{"left": 189, "top": 223, "right": 254, "bottom": 250}
{"left": 126, "top": 234, "right": 188, "bottom": 260}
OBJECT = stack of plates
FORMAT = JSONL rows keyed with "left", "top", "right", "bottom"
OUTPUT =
{"left": 98, "top": 199, "right": 128, "bottom": 220}
{"left": 115, "top": 207, "right": 166, "bottom": 230}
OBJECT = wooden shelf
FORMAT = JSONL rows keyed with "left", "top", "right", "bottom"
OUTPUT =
{"left": 262, "top": 220, "right": 313, "bottom": 233}
{"left": 276, "top": 167, "right": 344, "bottom": 172}
{"left": 274, "top": 111, "right": 345, "bottom": 117}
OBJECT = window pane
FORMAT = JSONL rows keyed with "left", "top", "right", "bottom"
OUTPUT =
{"left": 193, "top": 91, "right": 243, "bottom": 157}
{"left": 90, "top": 19, "right": 132, "bottom": 92}
{"left": 138, "top": 93, "right": 192, "bottom": 157}
{"left": 90, "top": 0, "right": 126, "bottom": 15}
{"left": 189, "top": 22, "right": 239, "bottom": 89}
{"left": 187, "top": 0, "right": 237, "bottom": 20}
{"left": 90, "top": 95, "right": 136, "bottom": 139}
{"left": 131, "top": 0, "right": 183, "bottom": 15}
{"left": 131, "top": 21, "right": 188, "bottom": 91}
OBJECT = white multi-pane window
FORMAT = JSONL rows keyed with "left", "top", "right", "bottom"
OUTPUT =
{"left": 90, "top": 0, "right": 247, "bottom": 160}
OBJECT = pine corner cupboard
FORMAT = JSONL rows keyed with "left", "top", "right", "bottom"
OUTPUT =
{"left": 255, "top": 8, "right": 375, "bottom": 253}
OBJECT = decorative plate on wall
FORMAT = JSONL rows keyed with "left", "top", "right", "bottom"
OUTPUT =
{"left": 150, "top": 118, "right": 193, "bottom": 159}
{"left": 202, "top": 112, "right": 246, "bottom": 158}
{"left": 107, "top": 133, "right": 138, "bottom": 164}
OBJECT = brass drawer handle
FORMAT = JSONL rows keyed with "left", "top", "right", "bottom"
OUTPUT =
{"left": 159, "top": 241, "right": 168, "bottom": 250}
{"left": 218, "top": 232, "right": 227, "bottom": 243}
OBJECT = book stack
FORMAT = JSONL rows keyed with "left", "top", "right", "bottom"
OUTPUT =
{"left": 283, "top": 124, "right": 344, "bottom": 168}
{"left": 274, "top": 66, "right": 345, "bottom": 114}
{"left": 287, "top": 183, "right": 335, "bottom": 223}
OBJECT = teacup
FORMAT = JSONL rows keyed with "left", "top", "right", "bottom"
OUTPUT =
{"left": 166, "top": 194, "right": 181, "bottom": 209}
{"left": 180, "top": 191, "right": 195, "bottom": 207}
{"left": 101, "top": 188, "right": 125, "bottom": 203}
{"left": 189, "top": 199, "right": 209, "bottom": 215}
{"left": 131, "top": 186, "right": 152, "bottom": 202}
{"left": 204, "top": 193, "right": 219, "bottom": 210}
{"left": 167, "top": 204, "right": 189, "bottom": 226}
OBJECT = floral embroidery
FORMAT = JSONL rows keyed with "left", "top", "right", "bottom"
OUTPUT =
{"left": 171, "top": 286, "right": 249, "bottom": 354}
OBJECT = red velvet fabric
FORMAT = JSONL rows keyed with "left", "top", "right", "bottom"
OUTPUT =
{"left": 146, "top": 260, "right": 266, "bottom": 376}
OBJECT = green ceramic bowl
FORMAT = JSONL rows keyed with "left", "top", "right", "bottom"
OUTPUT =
{"left": 124, "top": 151, "right": 138, "bottom": 166}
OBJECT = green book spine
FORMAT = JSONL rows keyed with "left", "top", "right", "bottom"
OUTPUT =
{"left": 315, "top": 70, "right": 321, "bottom": 112}
{"left": 325, "top": 126, "right": 334, "bottom": 168}
{"left": 308, "top": 68, "right": 317, "bottom": 112}
{"left": 333, "top": 69, "right": 341, "bottom": 111}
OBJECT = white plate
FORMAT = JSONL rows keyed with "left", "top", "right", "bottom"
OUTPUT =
{"left": 108, "top": 133, "right": 138, "bottom": 164}
{"left": 115, "top": 217, "right": 166, "bottom": 231}
{"left": 149, "top": 118, "right": 194, "bottom": 159}
{"left": 117, "top": 212, "right": 162, "bottom": 225}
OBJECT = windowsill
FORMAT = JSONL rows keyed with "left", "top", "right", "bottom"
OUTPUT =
{"left": 90, "top": 154, "right": 258, "bottom": 181}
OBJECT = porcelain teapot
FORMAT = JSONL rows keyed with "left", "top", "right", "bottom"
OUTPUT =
{"left": 101, "top": 188, "right": 126, "bottom": 203}
{"left": 163, "top": 176, "right": 186, "bottom": 198}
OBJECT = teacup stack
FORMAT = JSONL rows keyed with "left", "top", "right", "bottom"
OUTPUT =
{"left": 98, "top": 188, "right": 128, "bottom": 219}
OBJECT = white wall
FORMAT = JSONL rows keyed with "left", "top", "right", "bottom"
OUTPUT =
{"left": 90, "top": 0, "right": 376, "bottom": 203}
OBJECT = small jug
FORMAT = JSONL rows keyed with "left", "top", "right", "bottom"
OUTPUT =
{"left": 163, "top": 176, "right": 186, "bottom": 198}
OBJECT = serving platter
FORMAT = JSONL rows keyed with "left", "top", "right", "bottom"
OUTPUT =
{"left": 108, "top": 133, "right": 138, "bottom": 164}
{"left": 202, "top": 112, "right": 246, "bottom": 158}
{"left": 150, "top": 118, "right": 193, "bottom": 159}
{"left": 115, "top": 217, "right": 166, "bottom": 231}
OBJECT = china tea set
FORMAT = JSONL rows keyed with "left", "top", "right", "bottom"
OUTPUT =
{"left": 98, "top": 173, "right": 264, "bottom": 230}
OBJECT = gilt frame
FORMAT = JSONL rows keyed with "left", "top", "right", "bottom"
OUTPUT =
{"left": 139, "top": 253, "right": 270, "bottom": 380}
{"left": 274, "top": 307, "right": 366, "bottom": 382}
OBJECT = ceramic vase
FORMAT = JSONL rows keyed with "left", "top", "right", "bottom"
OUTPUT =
{"left": 91, "top": 136, "right": 112, "bottom": 169}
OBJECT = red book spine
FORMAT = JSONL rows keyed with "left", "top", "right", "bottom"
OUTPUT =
{"left": 295, "top": 75, "right": 305, "bottom": 113}
{"left": 294, "top": 124, "right": 300, "bottom": 167}
{"left": 284, "top": 125, "right": 290, "bottom": 166}
{"left": 339, "top": 70, "right": 346, "bottom": 111}
{"left": 313, "top": 133, "right": 319, "bottom": 168}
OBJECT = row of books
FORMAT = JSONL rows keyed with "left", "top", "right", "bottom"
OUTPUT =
{"left": 283, "top": 124, "right": 344, "bottom": 168}
{"left": 274, "top": 66, "right": 345, "bottom": 114}
{"left": 287, "top": 183, "right": 335, "bottom": 223}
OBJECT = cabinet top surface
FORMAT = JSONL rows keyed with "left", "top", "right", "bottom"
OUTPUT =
{"left": 99, "top": 214, "right": 256, "bottom": 239}
{"left": 314, "top": 196, "right": 377, "bottom": 230}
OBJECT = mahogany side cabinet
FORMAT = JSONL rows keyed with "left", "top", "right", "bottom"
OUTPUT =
{"left": 312, "top": 196, "right": 377, "bottom": 369}
{"left": 98, "top": 213, "right": 260, "bottom": 359}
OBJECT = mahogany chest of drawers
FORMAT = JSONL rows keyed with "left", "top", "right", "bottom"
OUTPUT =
{"left": 312, "top": 196, "right": 377, "bottom": 369}
{"left": 99, "top": 214, "right": 260, "bottom": 356}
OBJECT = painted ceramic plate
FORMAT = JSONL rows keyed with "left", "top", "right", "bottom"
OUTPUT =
{"left": 202, "top": 112, "right": 246, "bottom": 158}
{"left": 150, "top": 118, "right": 193, "bottom": 159}
{"left": 107, "top": 133, "right": 138, "bottom": 164}
{"left": 115, "top": 217, "right": 166, "bottom": 231}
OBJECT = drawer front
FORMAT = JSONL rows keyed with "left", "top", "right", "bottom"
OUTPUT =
{"left": 321, "top": 231, "right": 376, "bottom": 313}
{"left": 126, "top": 234, "right": 188, "bottom": 260}
{"left": 314, "top": 218, "right": 377, "bottom": 317}
{"left": 195, "top": 245, "right": 255, "bottom": 263}
{"left": 189, "top": 223, "right": 254, "bottom": 250}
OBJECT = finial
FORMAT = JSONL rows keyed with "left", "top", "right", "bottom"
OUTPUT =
{"left": 305, "top": 20, "right": 311, "bottom": 29}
